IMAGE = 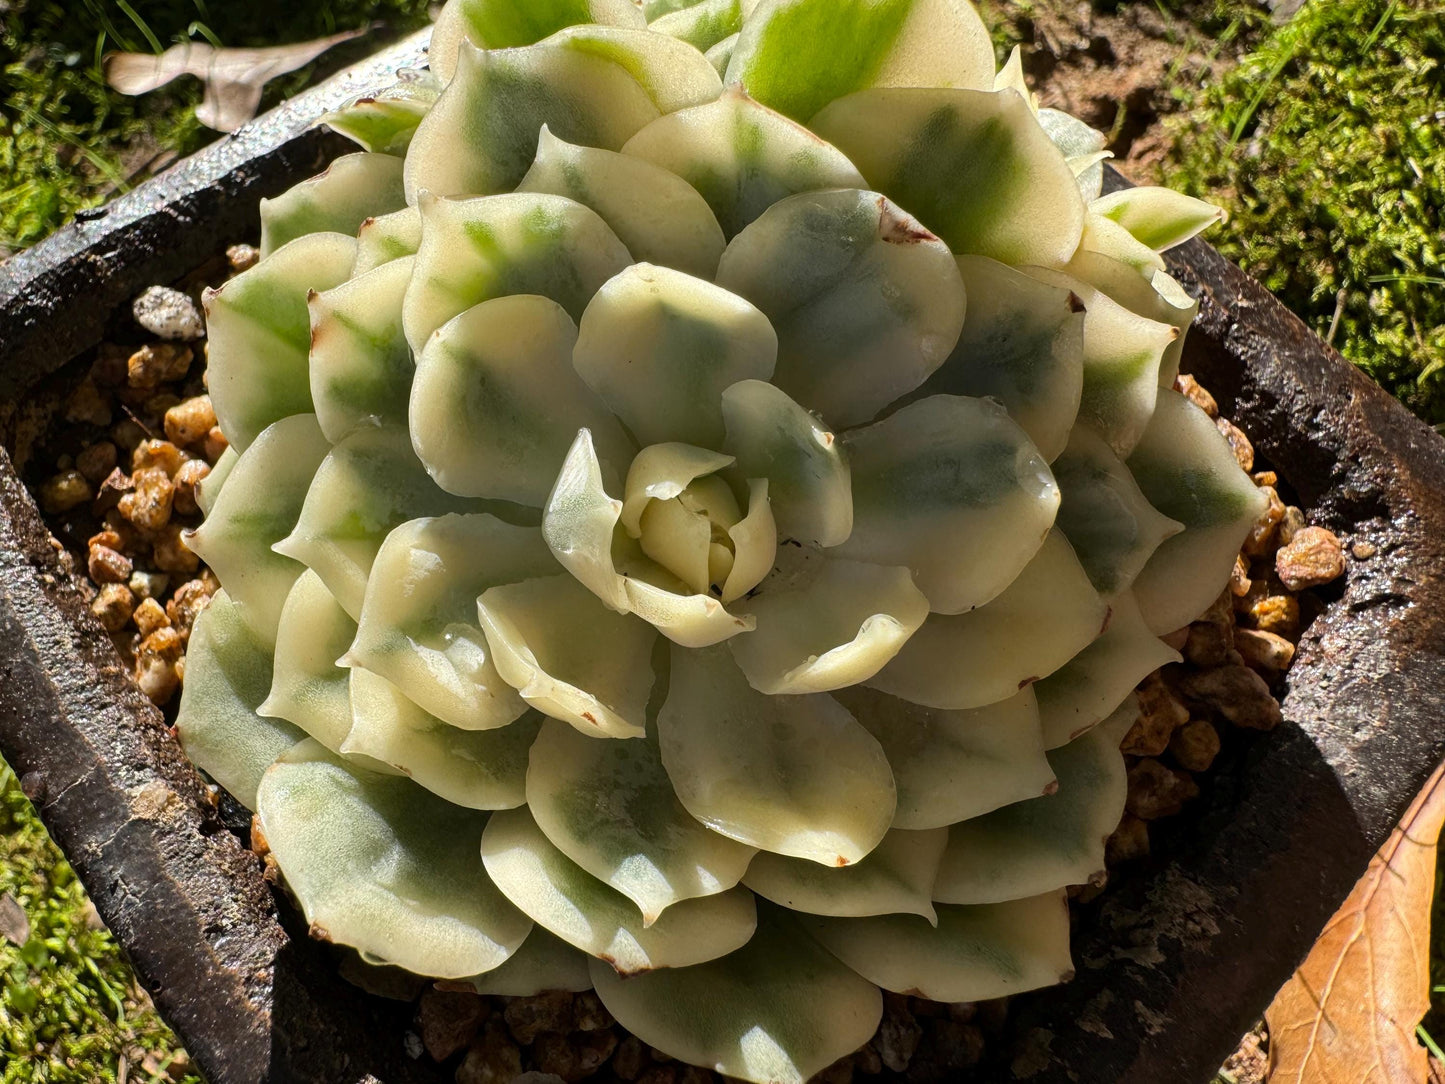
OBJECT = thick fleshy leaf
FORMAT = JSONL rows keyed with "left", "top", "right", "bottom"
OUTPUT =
{"left": 406, "top": 40, "right": 654, "bottom": 200}
{"left": 194, "top": 445, "right": 236, "bottom": 516}
{"left": 343, "top": 669, "right": 541, "bottom": 809}
{"left": 833, "top": 685, "right": 1054, "bottom": 829}
{"left": 658, "top": 644, "right": 895, "bottom": 866}
{"left": 1092, "top": 186, "right": 1225, "bottom": 253}
{"left": 617, "top": 451, "right": 775, "bottom": 602}
{"left": 204, "top": 232, "right": 356, "bottom": 451}
{"left": 725, "top": 0, "right": 995, "bottom": 123}
{"left": 459, "top": 926, "right": 593, "bottom": 996}
{"left": 719, "top": 380, "right": 851, "bottom": 548}
{"left": 810, "top": 87, "right": 1085, "bottom": 267}
{"left": 645, "top": 0, "right": 703, "bottom": 18}
{"left": 408, "top": 28, "right": 720, "bottom": 200}
{"left": 933, "top": 718, "right": 1130, "bottom": 903}
{"left": 259, "top": 152, "right": 406, "bottom": 257}
{"left": 1035, "top": 591, "right": 1178, "bottom": 748}
{"left": 731, "top": 551, "right": 928, "bottom": 694}
{"left": 482, "top": 807, "right": 756, "bottom": 973}
{"left": 905, "top": 254, "right": 1084, "bottom": 463}
{"left": 352, "top": 205, "right": 422, "bottom": 276}
{"left": 1063, "top": 250, "right": 1198, "bottom": 389}
{"left": 425, "top": 0, "right": 472, "bottom": 83}
{"left": 630, "top": 513, "right": 726, "bottom": 603}
{"left": 802, "top": 892, "right": 1072, "bottom": 1001}
{"left": 256, "top": 741, "right": 531, "bottom": 979}
{"left": 518, "top": 127, "right": 726, "bottom": 279}
{"left": 745, "top": 827, "right": 947, "bottom": 921}
{"left": 621, "top": 89, "right": 867, "bottom": 237}
{"left": 1024, "top": 265, "right": 1177, "bottom": 458}
{"left": 542, "top": 24, "right": 725, "bottom": 111}
{"left": 308, "top": 254, "right": 414, "bottom": 443}
{"left": 527, "top": 718, "right": 758, "bottom": 921}
{"left": 992, "top": 45, "right": 1034, "bottom": 107}
{"left": 534, "top": 432, "right": 626, "bottom": 609}
{"left": 720, "top": 478, "right": 775, "bottom": 602}
{"left": 429, "top": 0, "right": 648, "bottom": 81}
{"left": 185, "top": 413, "right": 330, "bottom": 648}
{"left": 1052, "top": 425, "right": 1183, "bottom": 598}
{"left": 573, "top": 263, "right": 777, "bottom": 447}
{"left": 590, "top": 905, "right": 881, "bottom": 1084}
{"left": 620, "top": 444, "right": 737, "bottom": 537}
{"left": 704, "top": 31, "right": 737, "bottom": 73}
{"left": 346, "top": 515, "right": 551, "bottom": 731}
{"left": 1038, "top": 107, "right": 1108, "bottom": 201}
{"left": 714, "top": 188, "right": 965, "bottom": 427}
{"left": 1077, "top": 210, "right": 1164, "bottom": 275}
{"left": 402, "top": 191, "right": 631, "bottom": 353}
{"left": 635, "top": 491, "right": 723, "bottom": 597}
{"left": 477, "top": 574, "right": 657, "bottom": 739}
{"left": 411, "top": 294, "right": 632, "bottom": 505}
{"left": 1126, "top": 388, "right": 1269, "bottom": 634}
{"left": 173, "top": 590, "right": 303, "bottom": 811}
{"left": 274, "top": 425, "right": 482, "bottom": 620}
{"left": 836, "top": 394, "right": 1060, "bottom": 614}
{"left": 618, "top": 552, "right": 762, "bottom": 644}
{"left": 650, "top": 0, "right": 742, "bottom": 51}
{"left": 258, "top": 570, "right": 361, "bottom": 755}
{"left": 321, "top": 82, "right": 435, "bottom": 155}
{"left": 543, "top": 430, "right": 756, "bottom": 646}
{"left": 425, "top": 0, "right": 479, "bottom": 82}
{"left": 866, "top": 531, "right": 1104, "bottom": 709}
{"left": 1150, "top": 272, "right": 1200, "bottom": 389}
{"left": 1066, "top": 151, "right": 1112, "bottom": 189}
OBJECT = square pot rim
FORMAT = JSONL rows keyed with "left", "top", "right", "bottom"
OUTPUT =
{"left": 2, "top": 30, "right": 1445, "bottom": 1084}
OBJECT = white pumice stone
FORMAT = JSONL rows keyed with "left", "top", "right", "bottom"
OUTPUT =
{"left": 132, "top": 285, "right": 205, "bottom": 340}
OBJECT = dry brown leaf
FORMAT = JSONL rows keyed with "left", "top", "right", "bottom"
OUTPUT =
{"left": 104, "top": 28, "right": 371, "bottom": 132}
{"left": 1266, "top": 760, "right": 1445, "bottom": 1083}
{"left": 0, "top": 892, "right": 30, "bottom": 946}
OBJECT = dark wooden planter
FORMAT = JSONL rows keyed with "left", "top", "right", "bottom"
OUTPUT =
{"left": 2, "top": 32, "right": 1443, "bottom": 1084}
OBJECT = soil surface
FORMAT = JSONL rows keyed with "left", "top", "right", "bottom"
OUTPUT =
{"left": 995, "top": 0, "right": 1258, "bottom": 180}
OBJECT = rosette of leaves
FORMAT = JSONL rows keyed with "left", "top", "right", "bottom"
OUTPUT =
{"left": 175, "top": 0, "right": 1263, "bottom": 1078}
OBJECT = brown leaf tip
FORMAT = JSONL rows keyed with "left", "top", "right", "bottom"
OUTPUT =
{"left": 878, "top": 197, "right": 939, "bottom": 245}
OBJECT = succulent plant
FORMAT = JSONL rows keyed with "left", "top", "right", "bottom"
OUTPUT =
{"left": 174, "top": 0, "right": 1264, "bottom": 1077}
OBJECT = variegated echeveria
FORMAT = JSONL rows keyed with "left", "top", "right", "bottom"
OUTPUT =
{"left": 176, "top": 0, "right": 1263, "bottom": 1078}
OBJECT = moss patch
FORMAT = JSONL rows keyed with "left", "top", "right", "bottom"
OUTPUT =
{"left": 1163, "top": 0, "right": 1445, "bottom": 424}
{"left": 0, "top": 0, "right": 433, "bottom": 256}
{"left": 0, "top": 759, "right": 204, "bottom": 1083}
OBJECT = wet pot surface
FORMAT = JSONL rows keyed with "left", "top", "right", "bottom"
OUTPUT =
{"left": 2, "top": 35, "right": 1444, "bottom": 1084}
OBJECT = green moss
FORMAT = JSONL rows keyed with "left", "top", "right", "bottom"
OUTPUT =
{"left": 0, "top": 0, "right": 434, "bottom": 255}
{"left": 0, "top": 759, "right": 205, "bottom": 1083}
{"left": 1163, "top": 0, "right": 1445, "bottom": 424}
{"left": 975, "top": 0, "right": 1027, "bottom": 57}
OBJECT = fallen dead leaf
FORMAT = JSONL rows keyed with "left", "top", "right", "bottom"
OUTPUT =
{"left": 1266, "top": 760, "right": 1445, "bottom": 1083}
{"left": 103, "top": 28, "right": 371, "bottom": 132}
{"left": 0, "top": 892, "right": 30, "bottom": 946}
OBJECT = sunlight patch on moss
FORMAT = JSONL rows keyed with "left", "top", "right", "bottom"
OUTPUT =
{"left": 1163, "top": 0, "right": 1445, "bottom": 424}
{"left": 0, "top": 759, "right": 205, "bottom": 1083}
